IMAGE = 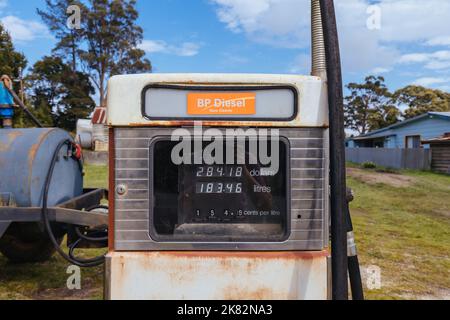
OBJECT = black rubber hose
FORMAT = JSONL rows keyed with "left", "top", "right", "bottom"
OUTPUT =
{"left": 345, "top": 197, "right": 365, "bottom": 300}
{"left": 68, "top": 239, "right": 106, "bottom": 264}
{"left": 75, "top": 226, "right": 108, "bottom": 242}
{"left": 41, "top": 139, "right": 105, "bottom": 267}
{"left": 319, "top": 0, "right": 349, "bottom": 300}
{"left": 348, "top": 256, "right": 364, "bottom": 300}
{"left": 73, "top": 205, "right": 109, "bottom": 242}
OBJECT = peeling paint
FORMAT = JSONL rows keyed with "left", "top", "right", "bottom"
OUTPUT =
{"left": 106, "top": 251, "right": 329, "bottom": 300}
{"left": 0, "top": 130, "right": 24, "bottom": 152}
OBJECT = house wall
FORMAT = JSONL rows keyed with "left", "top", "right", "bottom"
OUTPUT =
{"left": 347, "top": 140, "right": 356, "bottom": 148}
{"left": 347, "top": 117, "right": 450, "bottom": 149}
{"left": 384, "top": 136, "right": 397, "bottom": 148}
{"left": 389, "top": 117, "right": 450, "bottom": 148}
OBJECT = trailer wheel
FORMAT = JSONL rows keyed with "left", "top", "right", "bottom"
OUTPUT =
{"left": 0, "top": 223, "right": 64, "bottom": 263}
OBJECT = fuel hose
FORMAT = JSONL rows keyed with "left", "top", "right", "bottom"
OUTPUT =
{"left": 319, "top": 0, "right": 364, "bottom": 300}
{"left": 319, "top": 0, "right": 348, "bottom": 300}
{"left": 346, "top": 189, "right": 365, "bottom": 300}
{"left": 41, "top": 139, "right": 106, "bottom": 267}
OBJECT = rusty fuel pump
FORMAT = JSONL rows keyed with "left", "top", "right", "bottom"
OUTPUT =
{"left": 104, "top": 0, "right": 364, "bottom": 300}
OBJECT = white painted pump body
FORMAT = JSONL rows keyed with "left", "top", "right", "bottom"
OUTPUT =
{"left": 105, "top": 73, "right": 330, "bottom": 300}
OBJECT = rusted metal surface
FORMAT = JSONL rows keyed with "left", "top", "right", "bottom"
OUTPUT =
{"left": 92, "top": 108, "right": 109, "bottom": 151}
{"left": 0, "top": 130, "right": 23, "bottom": 152}
{"left": 107, "top": 74, "right": 329, "bottom": 128}
{"left": 422, "top": 132, "right": 450, "bottom": 144}
{"left": 124, "top": 120, "right": 329, "bottom": 128}
{"left": 92, "top": 107, "right": 107, "bottom": 125}
{"left": 58, "top": 188, "right": 107, "bottom": 210}
{"left": 0, "top": 207, "right": 108, "bottom": 226}
{"left": 0, "top": 128, "right": 83, "bottom": 207}
{"left": 0, "top": 189, "right": 109, "bottom": 227}
{"left": 106, "top": 251, "right": 329, "bottom": 300}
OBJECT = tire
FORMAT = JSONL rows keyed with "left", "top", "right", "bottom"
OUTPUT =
{"left": 0, "top": 222, "right": 64, "bottom": 263}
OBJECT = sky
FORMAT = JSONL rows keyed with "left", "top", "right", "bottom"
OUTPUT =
{"left": 1, "top": 0, "right": 450, "bottom": 93}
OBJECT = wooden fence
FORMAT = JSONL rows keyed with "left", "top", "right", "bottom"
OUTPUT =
{"left": 346, "top": 148, "right": 431, "bottom": 170}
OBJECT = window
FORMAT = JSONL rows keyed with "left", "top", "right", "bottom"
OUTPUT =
{"left": 142, "top": 85, "right": 298, "bottom": 121}
{"left": 149, "top": 138, "right": 290, "bottom": 243}
{"left": 405, "top": 135, "right": 421, "bottom": 149}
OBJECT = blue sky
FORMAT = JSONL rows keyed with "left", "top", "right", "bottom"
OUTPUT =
{"left": 1, "top": 0, "right": 450, "bottom": 93}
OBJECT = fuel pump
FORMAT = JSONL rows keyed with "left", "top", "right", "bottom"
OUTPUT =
{"left": 105, "top": 0, "right": 363, "bottom": 300}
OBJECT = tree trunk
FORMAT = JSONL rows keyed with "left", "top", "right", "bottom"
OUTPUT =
{"left": 99, "top": 65, "right": 105, "bottom": 108}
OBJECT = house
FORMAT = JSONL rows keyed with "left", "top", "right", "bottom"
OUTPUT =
{"left": 347, "top": 112, "right": 450, "bottom": 149}
{"left": 422, "top": 133, "right": 450, "bottom": 174}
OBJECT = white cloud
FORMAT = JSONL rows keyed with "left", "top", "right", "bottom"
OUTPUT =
{"left": 398, "top": 53, "right": 429, "bottom": 64}
{"left": 1, "top": 15, "right": 50, "bottom": 42}
{"left": 372, "top": 0, "right": 450, "bottom": 42}
{"left": 399, "top": 50, "right": 450, "bottom": 70}
{"left": 413, "top": 77, "right": 449, "bottom": 87}
{"left": 139, "top": 40, "right": 201, "bottom": 57}
{"left": 210, "top": 0, "right": 450, "bottom": 74}
{"left": 139, "top": 40, "right": 167, "bottom": 53}
{"left": 426, "top": 36, "right": 450, "bottom": 47}
{"left": 211, "top": 0, "right": 310, "bottom": 49}
{"left": 176, "top": 42, "right": 201, "bottom": 57}
{"left": 372, "top": 67, "right": 392, "bottom": 74}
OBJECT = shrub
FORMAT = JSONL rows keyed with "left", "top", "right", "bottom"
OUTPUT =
{"left": 362, "top": 161, "right": 377, "bottom": 169}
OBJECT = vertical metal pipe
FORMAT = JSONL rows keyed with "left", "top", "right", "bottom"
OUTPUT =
{"left": 311, "top": 0, "right": 327, "bottom": 79}
{"left": 319, "top": 0, "right": 349, "bottom": 300}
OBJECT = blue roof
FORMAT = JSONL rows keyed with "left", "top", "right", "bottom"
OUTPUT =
{"left": 352, "top": 112, "right": 450, "bottom": 140}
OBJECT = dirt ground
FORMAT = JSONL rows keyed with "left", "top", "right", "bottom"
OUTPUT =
{"left": 347, "top": 167, "right": 416, "bottom": 188}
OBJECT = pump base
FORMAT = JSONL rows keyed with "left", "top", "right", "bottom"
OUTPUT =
{"left": 105, "top": 251, "right": 329, "bottom": 300}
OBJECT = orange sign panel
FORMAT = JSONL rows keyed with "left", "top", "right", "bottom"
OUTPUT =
{"left": 187, "top": 92, "right": 256, "bottom": 115}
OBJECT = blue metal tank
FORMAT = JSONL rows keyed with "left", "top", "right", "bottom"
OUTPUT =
{"left": 0, "top": 128, "right": 83, "bottom": 207}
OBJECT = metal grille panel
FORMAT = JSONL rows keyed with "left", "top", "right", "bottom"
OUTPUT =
{"left": 114, "top": 127, "right": 329, "bottom": 251}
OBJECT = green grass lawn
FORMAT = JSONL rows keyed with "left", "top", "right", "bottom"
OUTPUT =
{"left": 1, "top": 164, "right": 449, "bottom": 300}
{"left": 347, "top": 165, "right": 450, "bottom": 300}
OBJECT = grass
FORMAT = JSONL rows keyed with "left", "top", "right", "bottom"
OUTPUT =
{"left": 83, "top": 165, "right": 109, "bottom": 189}
{"left": 1, "top": 164, "right": 449, "bottom": 300}
{"left": 348, "top": 165, "right": 450, "bottom": 300}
